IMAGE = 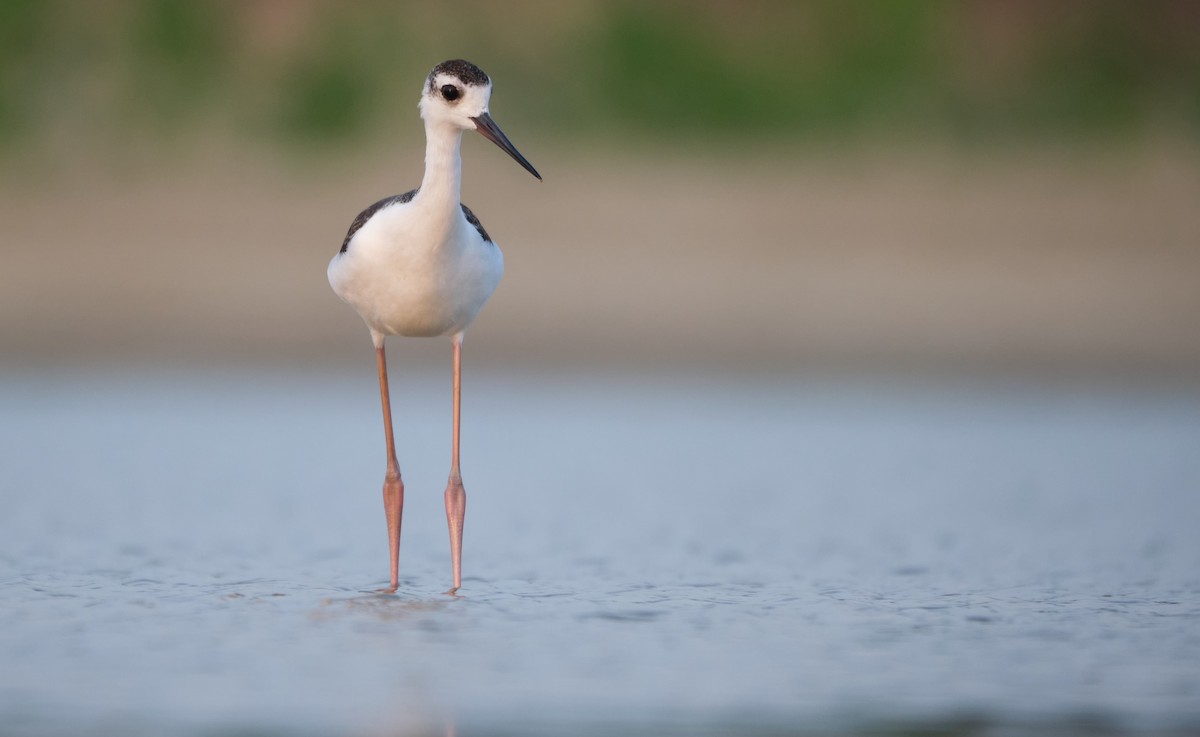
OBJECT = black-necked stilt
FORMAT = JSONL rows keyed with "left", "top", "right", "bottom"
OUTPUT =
{"left": 328, "top": 59, "right": 540, "bottom": 594}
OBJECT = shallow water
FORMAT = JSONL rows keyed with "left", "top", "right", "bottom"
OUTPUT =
{"left": 1, "top": 370, "right": 1199, "bottom": 736}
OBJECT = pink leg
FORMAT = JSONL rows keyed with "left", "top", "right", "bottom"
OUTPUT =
{"left": 376, "top": 342, "right": 404, "bottom": 593}
{"left": 444, "top": 333, "right": 466, "bottom": 594}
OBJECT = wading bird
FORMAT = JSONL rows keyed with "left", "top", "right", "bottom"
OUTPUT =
{"left": 328, "top": 59, "right": 541, "bottom": 594}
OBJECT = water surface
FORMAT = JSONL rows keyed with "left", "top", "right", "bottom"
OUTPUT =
{"left": 2, "top": 370, "right": 1198, "bottom": 736}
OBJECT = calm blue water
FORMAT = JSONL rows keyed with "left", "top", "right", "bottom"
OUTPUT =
{"left": 1, "top": 369, "right": 1198, "bottom": 736}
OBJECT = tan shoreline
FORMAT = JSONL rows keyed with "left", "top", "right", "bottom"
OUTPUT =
{"left": 2, "top": 141, "right": 1198, "bottom": 380}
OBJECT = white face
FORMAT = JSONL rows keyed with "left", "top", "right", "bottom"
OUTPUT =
{"left": 419, "top": 73, "right": 492, "bottom": 129}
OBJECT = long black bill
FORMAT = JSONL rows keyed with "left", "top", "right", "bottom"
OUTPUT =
{"left": 471, "top": 112, "right": 542, "bottom": 181}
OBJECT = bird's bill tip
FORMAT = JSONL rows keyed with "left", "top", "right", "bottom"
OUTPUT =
{"left": 472, "top": 113, "right": 541, "bottom": 181}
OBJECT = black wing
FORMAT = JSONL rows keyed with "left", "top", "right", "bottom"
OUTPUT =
{"left": 339, "top": 188, "right": 419, "bottom": 253}
{"left": 460, "top": 203, "right": 492, "bottom": 243}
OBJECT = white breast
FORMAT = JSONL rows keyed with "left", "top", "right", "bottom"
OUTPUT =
{"left": 328, "top": 198, "right": 504, "bottom": 338}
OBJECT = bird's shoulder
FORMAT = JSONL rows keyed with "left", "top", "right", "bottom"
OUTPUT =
{"left": 339, "top": 189, "right": 419, "bottom": 254}
{"left": 460, "top": 203, "right": 492, "bottom": 244}
{"left": 338, "top": 189, "right": 493, "bottom": 251}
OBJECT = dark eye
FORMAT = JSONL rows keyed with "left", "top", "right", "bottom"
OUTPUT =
{"left": 441, "top": 84, "right": 460, "bottom": 101}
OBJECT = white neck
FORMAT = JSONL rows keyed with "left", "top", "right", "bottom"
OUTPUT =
{"left": 417, "top": 120, "right": 463, "bottom": 210}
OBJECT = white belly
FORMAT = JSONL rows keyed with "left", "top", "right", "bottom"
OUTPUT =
{"left": 328, "top": 202, "right": 504, "bottom": 338}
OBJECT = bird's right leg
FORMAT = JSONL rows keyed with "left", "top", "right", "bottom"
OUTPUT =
{"left": 375, "top": 340, "right": 404, "bottom": 593}
{"left": 443, "top": 332, "right": 466, "bottom": 595}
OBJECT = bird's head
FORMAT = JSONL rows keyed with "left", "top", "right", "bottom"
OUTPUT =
{"left": 420, "top": 59, "right": 492, "bottom": 128}
{"left": 419, "top": 59, "right": 541, "bottom": 181}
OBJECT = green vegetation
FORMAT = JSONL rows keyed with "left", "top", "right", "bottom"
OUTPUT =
{"left": 1, "top": 0, "right": 1197, "bottom": 154}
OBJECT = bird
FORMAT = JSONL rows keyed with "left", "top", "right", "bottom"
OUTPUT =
{"left": 327, "top": 59, "right": 541, "bottom": 594}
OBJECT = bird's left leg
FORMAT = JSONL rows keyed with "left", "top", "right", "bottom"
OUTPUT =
{"left": 375, "top": 338, "right": 404, "bottom": 593}
{"left": 444, "top": 332, "right": 466, "bottom": 594}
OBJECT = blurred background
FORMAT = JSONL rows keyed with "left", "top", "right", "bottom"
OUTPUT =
{"left": 4, "top": 4, "right": 1200, "bottom": 735}
{"left": 2, "top": 0, "right": 1198, "bottom": 381}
